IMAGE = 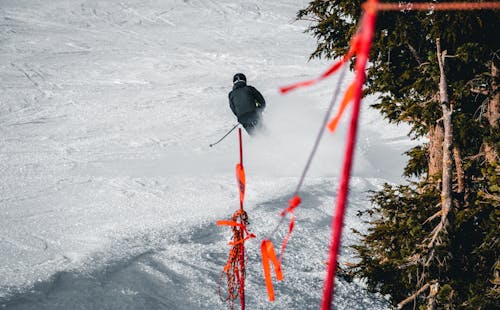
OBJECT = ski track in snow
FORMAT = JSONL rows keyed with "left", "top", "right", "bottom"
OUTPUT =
{"left": 0, "top": 0, "right": 413, "bottom": 308}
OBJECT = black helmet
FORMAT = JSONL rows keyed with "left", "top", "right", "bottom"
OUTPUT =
{"left": 233, "top": 73, "right": 247, "bottom": 84}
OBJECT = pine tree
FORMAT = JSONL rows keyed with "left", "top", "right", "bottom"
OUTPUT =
{"left": 297, "top": 1, "right": 499, "bottom": 308}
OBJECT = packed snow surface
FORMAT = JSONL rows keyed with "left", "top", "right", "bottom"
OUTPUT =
{"left": 0, "top": 0, "right": 413, "bottom": 309}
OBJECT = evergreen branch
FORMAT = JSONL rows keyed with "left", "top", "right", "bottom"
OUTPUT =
{"left": 491, "top": 260, "right": 500, "bottom": 290}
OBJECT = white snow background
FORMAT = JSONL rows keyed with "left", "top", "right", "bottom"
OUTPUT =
{"left": 0, "top": 0, "right": 414, "bottom": 309}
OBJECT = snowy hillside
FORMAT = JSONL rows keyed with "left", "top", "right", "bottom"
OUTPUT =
{"left": 0, "top": 0, "right": 412, "bottom": 309}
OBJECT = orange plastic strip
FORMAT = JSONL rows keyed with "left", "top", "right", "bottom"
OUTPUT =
{"left": 261, "top": 240, "right": 283, "bottom": 301}
{"left": 236, "top": 163, "right": 246, "bottom": 206}
{"left": 279, "top": 214, "right": 295, "bottom": 263}
{"left": 327, "top": 81, "right": 356, "bottom": 132}
{"left": 216, "top": 220, "right": 244, "bottom": 228}
{"left": 280, "top": 195, "right": 301, "bottom": 216}
{"left": 229, "top": 233, "right": 256, "bottom": 246}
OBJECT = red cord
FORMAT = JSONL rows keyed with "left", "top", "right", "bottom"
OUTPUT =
{"left": 370, "top": 1, "right": 500, "bottom": 11}
{"left": 320, "top": 1, "right": 378, "bottom": 308}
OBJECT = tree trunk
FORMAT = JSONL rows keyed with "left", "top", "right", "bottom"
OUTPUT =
{"left": 428, "top": 124, "right": 444, "bottom": 178}
{"left": 428, "top": 39, "right": 454, "bottom": 249}
{"left": 438, "top": 39, "right": 453, "bottom": 230}
{"left": 485, "top": 59, "right": 499, "bottom": 164}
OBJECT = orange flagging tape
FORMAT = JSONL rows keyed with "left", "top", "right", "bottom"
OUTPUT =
{"left": 236, "top": 163, "right": 246, "bottom": 208}
{"left": 279, "top": 35, "right": 360, "bottom": 94}
{"left": 261, "top": 239, "right": 284, "bottom": 301}
{"left": 229, "top": 234, "right": 256, "bottom": 246}
{"left": 217, "top": 220, "right": 245, "bottom": 229}
{"left": 280, "top": 195, "right": 302, "bottom": 216}
{"left": 367, "top": 1, "right": 500, "bottom": 11}
{"left": 327, "top": 81, "right": 356, "bottom": 132}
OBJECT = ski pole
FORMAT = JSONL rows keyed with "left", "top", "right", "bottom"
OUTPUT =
{"left": 209, "top": 124, "right": 239, "bottom": 147}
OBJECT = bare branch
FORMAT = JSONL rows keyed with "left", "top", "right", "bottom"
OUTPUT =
{"left": 428, "top": 221, "right": 444, "bottom": 248}
{"left": 481, "top": 191, "right": 500, "bottom": 203}
{"left": 397, "top": 282, "right": 433, "bottom": 309}
{"left": 464, "top": 151, "right": 485, "bottom": 161}
{"left": 424, "top": 210, "right": 442, "bottom": 225}
{"left": 420, "top": 93, "right": 439, "bottom": 106}
{"left": 453, "top": 146, "right": 465, "bottom": 194}
{"left": 406, "top": 42, "right": 423, "bottom": 65}
{"left": 343, "top": 261, "right": 359, "bottom": 268}
{"left": 397, "top": 253, "right": 421, "bottom": 269}
{"left": 427, "top": 282, "right": 440, "bottom": 310}
{"left": 470, "top": 87, "right": 489, "bottom": 95}
{"left": 425, "top": 249, "right": 436, "bottom": 267}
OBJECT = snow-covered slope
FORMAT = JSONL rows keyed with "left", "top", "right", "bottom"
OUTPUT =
{"left": 0, "top": 0, "right": 412, "bottom": 308}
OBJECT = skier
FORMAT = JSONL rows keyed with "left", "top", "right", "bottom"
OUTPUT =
{"left": 228, "top": 73, "right": 266, "bottom": 135}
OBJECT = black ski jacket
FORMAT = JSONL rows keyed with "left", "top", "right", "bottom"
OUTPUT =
{"left": 228, "top": 81, "right": 266, "bottom": 124}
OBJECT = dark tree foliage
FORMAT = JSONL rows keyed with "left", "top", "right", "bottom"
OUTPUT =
{"left": 352, "top": 184, "right": 440, "bottom": 300}
{"left": 298, "top": 1, "right": 499, "bottom": 308}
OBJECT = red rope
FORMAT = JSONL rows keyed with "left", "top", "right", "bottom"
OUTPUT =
{"left": 238, "top": 128, "right": 244, "bottom": 211}
{"left": 238, "top": 128, "right": 245, "bottom": 310}
{"left": 239, "top": 128, "right": 243, "bottom": 176}
{"left": 369, "top": 1, "right": 500, "bottom": 11}
{"left": 321, "top": 1, "right": 378, "bottom": 308}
